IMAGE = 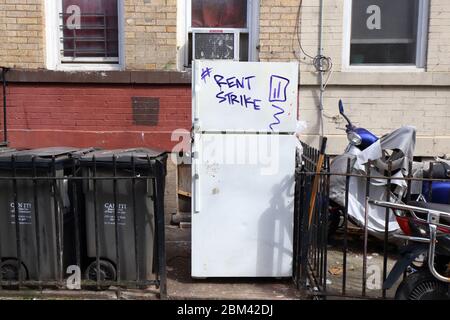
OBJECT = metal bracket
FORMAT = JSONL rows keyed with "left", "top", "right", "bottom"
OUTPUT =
{"left": 428, "top": 211, "right": 441, "bottom": 225}
{"left": 428, "top": 224, "right": 450, "bottom": 283}
{"left": 370, "top": 198, "right": 450, "bottom": 283}
{"left": 192, "top": 120, "right": 201, "bottom": 133}
{"left": 393, "top": 234, "right": 430, "bottom": 243}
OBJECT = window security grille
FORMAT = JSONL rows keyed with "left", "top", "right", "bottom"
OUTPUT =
{"left": 59, "top": 12, "right": 119, "bottom": 63}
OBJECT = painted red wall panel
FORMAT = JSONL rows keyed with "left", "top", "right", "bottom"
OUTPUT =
{"left": 3, "top": 83, "right": 192, "bottom": 151}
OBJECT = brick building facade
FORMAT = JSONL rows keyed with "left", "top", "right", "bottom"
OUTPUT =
{"left": 1, "top": 0, "right": 449, "bottom": 215}
{"left": 1, "top": 0, "right": 449, "bottom": 155}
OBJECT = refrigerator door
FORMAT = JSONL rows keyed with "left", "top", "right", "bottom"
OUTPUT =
{"left": 191, "top": 133, "right": 296, "bottom": 277}
{"left": 192, "top": 60, "right": 298, "bottom": 133}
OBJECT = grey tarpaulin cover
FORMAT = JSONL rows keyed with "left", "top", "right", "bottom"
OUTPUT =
{"left": 330, "top": 126, "right": 416, "bottom": 238}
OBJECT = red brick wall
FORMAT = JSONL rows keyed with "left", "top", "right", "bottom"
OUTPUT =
{"left": 1, "top": 83, "right": 192, "bottom": 151}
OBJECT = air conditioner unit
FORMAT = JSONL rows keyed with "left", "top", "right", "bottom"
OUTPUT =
{"left": 192, "top": 29, "right": 240, "bottom": 61}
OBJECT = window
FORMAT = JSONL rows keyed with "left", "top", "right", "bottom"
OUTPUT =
{"left": 61, "top": 0, "right": 119, "bottom": 62}
{"left": 180, "top": 0, "right": 259, "bottom": 68}
{"left": 45, "top": 0, "right": 123, "bottom": 70}
{"left": 343, "top": 0, "right": 429, "bottom": 69}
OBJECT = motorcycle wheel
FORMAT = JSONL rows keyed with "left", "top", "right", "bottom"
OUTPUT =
{"left": 395, "top": 269, "right": 449, "bottom": 300}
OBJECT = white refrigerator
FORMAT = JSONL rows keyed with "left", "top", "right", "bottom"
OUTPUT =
{"left": 191, "top": 60, "right": 299, "bottom": 277}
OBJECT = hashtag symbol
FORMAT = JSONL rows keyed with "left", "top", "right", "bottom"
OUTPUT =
{"left": 201, "top": 67, "right": 213, "bottom": 83}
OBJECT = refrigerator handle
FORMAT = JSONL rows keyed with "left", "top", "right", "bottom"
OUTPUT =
{"left": 193, "top": 170, "right": 200, "bottom": 214}
{"left": 192, "top": 138, "right": 200, "bottom": 214}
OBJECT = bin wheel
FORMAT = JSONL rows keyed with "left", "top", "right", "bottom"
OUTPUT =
{"left": 0, "top": 259, "right": 28, "bottom": 281}
{"left": 85, "top": 260, "right": 117, "bottom": 288}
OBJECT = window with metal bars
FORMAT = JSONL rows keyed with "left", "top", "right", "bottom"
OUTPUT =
{"left": 60, "top": 0, "right": 119, "bottom": 64}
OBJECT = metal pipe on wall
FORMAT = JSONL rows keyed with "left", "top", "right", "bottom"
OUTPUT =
{"left": 1, "top": 67, "right": 8, "bottom": 145}
{"left": 318, "top": 0, "right": 324, "bottom": 138}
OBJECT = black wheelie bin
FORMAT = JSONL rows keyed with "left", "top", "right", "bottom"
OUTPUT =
{"left": 0, "top": 147, "right": 94, "bottom": 285}
{"left": 79, "top": 148, "right": 167, "bottom": 287}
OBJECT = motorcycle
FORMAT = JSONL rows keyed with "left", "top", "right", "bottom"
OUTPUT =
{"left": 329, "top": 100, "right": 450, "bottom": 299}
{"left": 412, "top": 159, "right": 450, "bottom": 205}
{"left": 371, "top": 199, "right": 450, "bottom": 300}
{"left": 329, "top": 100, "right": 416, "bottom": 239}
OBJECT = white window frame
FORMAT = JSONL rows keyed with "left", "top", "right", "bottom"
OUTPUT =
{"left": 45, "top": 0, "right": 125, "bottom": 71}
{"left": 177, "top": 0, "right": 260, "bottom": 70}
{"left": 342, "top": 0, "right": 429, "bottom": 72}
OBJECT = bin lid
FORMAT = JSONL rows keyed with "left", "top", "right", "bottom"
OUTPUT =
{"left": 0, "top": 147, "right": 97, "bottom": 169}
{"left": 0, "top": 147, "right": 15, "bottom": 154}
{"left": 80, "top": 148, "right": 167, "bottom": 167}
{"left": 70, "top": 147, "right": 101, "bottom": 159}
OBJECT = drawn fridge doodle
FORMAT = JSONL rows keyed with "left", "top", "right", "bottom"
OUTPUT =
{"left": 269, "top": 104, "right": 285, "bottom": 132}
{"left": 269, "top": 75, "right": 290, "bottom": 103}
{"left": 200, "top": 66, "right": 292, "bottom": 132}
{"left": 268, "top": 75, "right": 290, "bottom": 132}
{"left": 201, "top": 67, "right": 213, "bottom": 83}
